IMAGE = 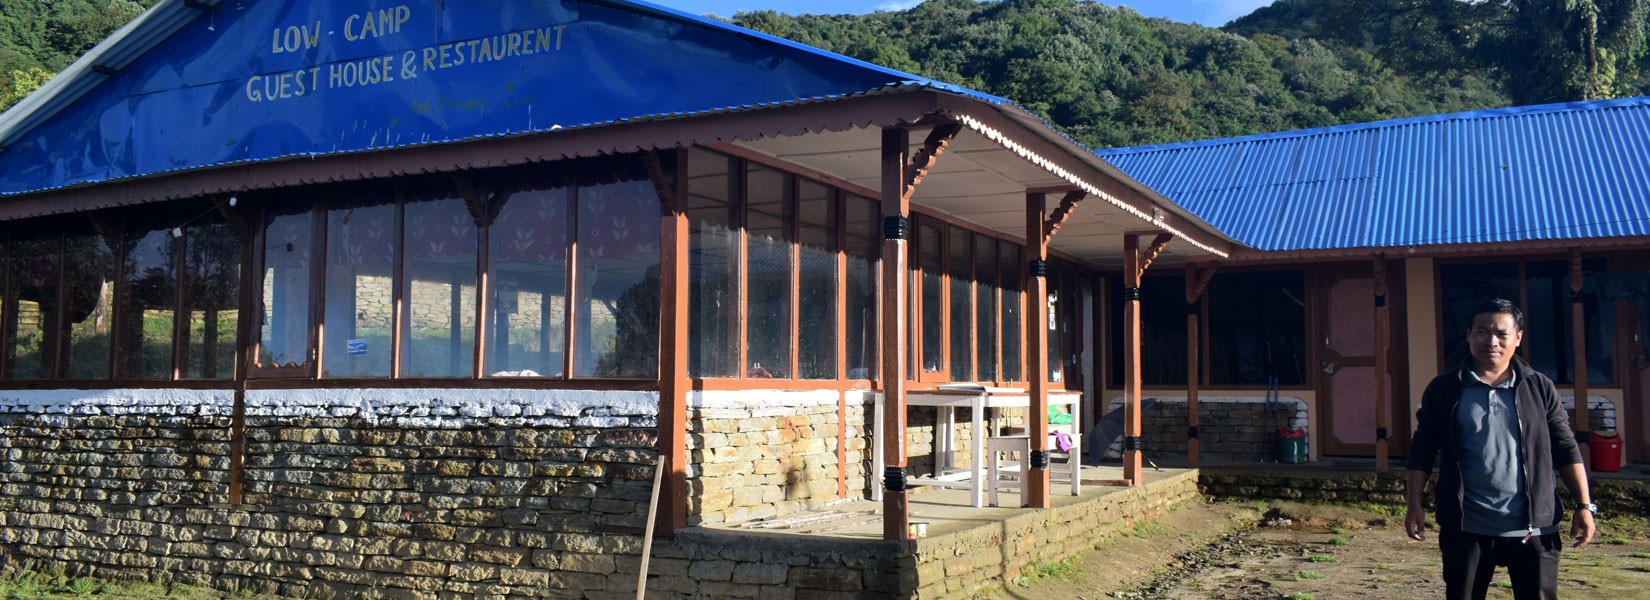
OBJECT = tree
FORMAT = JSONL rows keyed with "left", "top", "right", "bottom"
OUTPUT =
{"left": 1496, "top": 0, "right": 1650, "bottom": 102}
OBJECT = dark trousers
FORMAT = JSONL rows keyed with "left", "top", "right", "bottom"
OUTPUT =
{"left": 1439, "top": 528, "right": 1561, "bottom": 600}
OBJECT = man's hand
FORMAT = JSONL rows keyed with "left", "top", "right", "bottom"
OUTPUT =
{"left": 1572, "top": 508, "right": 1596, "bottom": 548}
{"left": 1405, "top": 507, "right": 1427, "bottom": 541}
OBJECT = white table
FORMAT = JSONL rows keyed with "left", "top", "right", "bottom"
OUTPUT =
{"left": 872, "top": 387, "right": 1082, "bottom": 507}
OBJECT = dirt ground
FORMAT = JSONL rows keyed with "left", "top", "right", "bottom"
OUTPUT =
{"left": 975, "top": 499, "right": 1650, "bottom": 600}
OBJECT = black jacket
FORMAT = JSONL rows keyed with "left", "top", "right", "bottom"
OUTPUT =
{"left": 1406, "top": 355, "right": 1584, "bottom": 533}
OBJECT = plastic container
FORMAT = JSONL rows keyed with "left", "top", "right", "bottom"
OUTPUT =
{"left": 1277, "top": 427, "right": 1307, "bottom": 464}
{"left": 1590, "top": 431, "right": 1622, "bottom": 473}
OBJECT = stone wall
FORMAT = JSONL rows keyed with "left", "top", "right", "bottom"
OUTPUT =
{"left": 1100, "top": 396, "right": 1309, "bottom": 462}
{"left": 687, "top": 390, "right": 867, "bottom": 526}
{"left": 0, "top": 388, "right": 667, "bottom": 599}
{"left": 1562, "top": 395, "right": 1617, "bottom": 433}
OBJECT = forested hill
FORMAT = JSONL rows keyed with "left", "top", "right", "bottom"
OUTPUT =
{"left": 732, "top": 0, "right": 1647, "bottom": 148}
{"left": 3, "top": 0, "right": 1645, "bottom": 149}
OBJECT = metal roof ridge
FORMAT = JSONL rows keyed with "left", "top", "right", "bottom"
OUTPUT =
{"left": 1094, "top": 95, "right": 1650, "bottom": 157}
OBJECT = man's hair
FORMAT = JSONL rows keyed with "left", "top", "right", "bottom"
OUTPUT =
{"left": 1467, "top": 298, "right": 1524, "bottom": 332}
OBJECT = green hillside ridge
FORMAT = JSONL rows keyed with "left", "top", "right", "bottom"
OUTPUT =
{"left": 2, "top": 0, "right": 1645, "bottom": 150}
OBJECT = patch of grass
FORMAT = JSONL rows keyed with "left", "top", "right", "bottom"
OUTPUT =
{"left": 1330, "top": 527, "right": 1348, "bottom": 535}
{"left": 1603, "top": 537, "right": 1630, "bottom": 545}
{"left": 1630, "top": 552, "right": 1650, "bottom": 559}
{"left": 1328, "top": 537, "right": 1349, "bottom": 546}
{"left": 1491, "top": 580, "right": 1513, "bottom": 589}
{"left": 1308, "top": 554, "right": 1337, "bottom": 563}
{"left": 1287, "top": 593, "right": 1316, "bottom": 600}
{"left": 1293, "top": 571, "right": 1326, "bottom": 581}
{"left": 1375, "top": 562, "right": 1392, "bottom": 570}
{"left": 1032, "top": 557, "right": 1080, "bottom": 579}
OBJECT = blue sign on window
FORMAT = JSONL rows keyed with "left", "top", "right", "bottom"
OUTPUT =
{"left": 346, "top": 339, "right": 369, "bottom": 357}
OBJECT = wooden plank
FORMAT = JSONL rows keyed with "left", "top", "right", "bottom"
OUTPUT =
{"left": 1024, "top": 192, "right": 1050, "bottom": 508}
{"left": 1571, "top": 248, "right": 1591, "bottom": 469}
{"left": 880, "top": 127, "right": 911, "bottom": 541}
{"left": 1374, "top": 254, "right": 1390, "bottom": 473}
{"left": 1122, "top": 234, "right": 1143, "bottom": 485}
{"left": 658, "top": 148, "right": 690, "bottom": 533}
{"left": 1185, "top": 264, "right": 1200, "bottom": 468}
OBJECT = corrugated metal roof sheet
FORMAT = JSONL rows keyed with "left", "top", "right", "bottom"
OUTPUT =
{"left": 1096, "top": 97, "right": 1650, "bottom": 251}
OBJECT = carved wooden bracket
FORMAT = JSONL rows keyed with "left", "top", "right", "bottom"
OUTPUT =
{"left": 1135, "top": 233, "right": 1174, "bottom": 280}
{"left": 86, "top": 214, "right": 121, "bottom": 251}
{"left": 1569, "top": 247, "right": 1584, "bottom": 294}
{"left": 1373, "top": 254, "right": 1388, "bottom": 297}
{"left": 1187, "top": 261, "right": 1220, "bottom": 303}
{"left": 453, "top": 174, "right": 494, "bottom": 229}
{"left": 643, "top": 150, "right": 675, "bottom": 213}
{"left": 901, "top": 123, "right": 963, "bottom": 203}
{"left": 1042, "top": 190, "right": 1087, "bottom": 247}
{"left": 216, "top": 198, "right": 251, "bottom": 241}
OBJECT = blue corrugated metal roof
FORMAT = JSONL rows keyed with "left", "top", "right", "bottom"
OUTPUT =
{"left": 1096, "top": 97, "right": 1650, "bottom": 251}
{"left": 0, "top": 0, "right": 1010, "bottom": 197}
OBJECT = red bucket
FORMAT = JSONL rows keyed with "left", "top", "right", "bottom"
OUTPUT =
{"left": 1590, "top": 432, "right": 1622, "bottom": 473}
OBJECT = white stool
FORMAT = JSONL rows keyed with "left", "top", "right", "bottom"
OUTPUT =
{"left": 986, "top": 435, "right": 1030, "bottom": 507}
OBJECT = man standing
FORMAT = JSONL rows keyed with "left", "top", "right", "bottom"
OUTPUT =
{"left": 1406, "top": 298, "right": 1596, "bottom": 600}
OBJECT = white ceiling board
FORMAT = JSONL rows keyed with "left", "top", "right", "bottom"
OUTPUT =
{"left": 726, "top": 124, "right": 1216, "bottom": 267}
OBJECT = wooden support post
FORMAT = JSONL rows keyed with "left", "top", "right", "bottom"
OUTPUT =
{"left": 1373, "top": 255, "right": 1390, "bottom": 473}
{"left": 1185, "top": 265, "right": 1200, "bottom": 468}
{"left": 1025, "top": 192, "right": 1052, "bottom": 508}
{"left": 1570, "top": 248, "right": 1591, "bottom": 469}
{"left": 881, "top": 127, "right": 913, "bottom": 541}
{"left": 1122, "top": 235, "right": 1144, "bottom": 485}
{"left": 656, "top": 149, "right": 689, "bottom": 533}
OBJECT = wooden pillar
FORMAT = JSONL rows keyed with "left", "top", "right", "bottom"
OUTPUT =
{"left": 1373, "top": 254, "right": 1390, "bottom": 473}
{"left": 1570, "top": 248, "right": 1591, "bottom": 469}
{"left": 1122, "top": 235, "right": 1144, "bottom": 485}
{"left": 1184, "top": 265, "right": 1200, "bottom": 468}
{"left": 655, "top": 149, "right": 690, "bottom": 533}
{"left": 880, "top": 128, "right": 912, "bottom": 541}
{"left": 1025, "top": 192, "right": 1051, "bottom": 508}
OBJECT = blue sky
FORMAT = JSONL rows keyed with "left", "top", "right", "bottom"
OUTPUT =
{"left": 659, "top": 0, "right": 1276, "bottom": 27}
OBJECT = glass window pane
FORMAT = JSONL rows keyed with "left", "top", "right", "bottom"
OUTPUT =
{"left": 948, "top": 226, "right": 972, "bottom": 381}
{"left": 999, "top": 243, "right": 1021, "bottom": 382}
{"left": 798, "top": 179, "right": 836, "bottom": 380}
{"left": 744, "top": 165, "right": 792, "bottom": 379}
{"left": 1109, "top": 274, "right": 1185, "bottom": 386}
{"left": 181, "top": 218, "right": 241, "bottom": 380}
{"left": 919, "top": 222, "right": 943, "bottom": 374}
{"left": 120, "top": 227, "right": 176, "bottom": 379}
{"left": 974, "top": 235, "right": 997, "bottom": 383}
{"left": 687, "top": 149, "right": 738, "bottom": 378}
{"left": 9, "top": 236, "right": 60, "bottom": 379}
{"left": 574, "top": 164, "right": 660, "bottom": 378}
{"left": 323, "top": 199, "right": 396, "bottom": 378}
{"left": 1208, "top": 271, "right": 1306, "bottom": 386}
{"left": 401, "top": 192, "right": 477, "bottom": 377}
{"left": 259, "top": 205, "right": 315, "bottom": 371}
{"left": 844, "top": 195, "right": 878, "bottom": 381}
{"left": 486, "top": 178, "right": 568, "bottom": 378}
{"left": 1525, "top": 260, "right": 1612, "bottom": 385}
{"left": 65, "top": 232, "right": 115, "bottom": 379}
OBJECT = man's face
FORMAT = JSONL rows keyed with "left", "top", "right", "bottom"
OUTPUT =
{"left": 1467, "top": 311, "right": 1523, "bottom": 371}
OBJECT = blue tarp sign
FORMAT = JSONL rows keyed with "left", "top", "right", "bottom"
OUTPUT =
{"left": 0, "top": 0, "right": 946, "bottom": 196}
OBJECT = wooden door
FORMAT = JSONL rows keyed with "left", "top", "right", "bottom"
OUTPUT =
{"left": 1318, "top": 266, "right": 1408, "bottom": 457}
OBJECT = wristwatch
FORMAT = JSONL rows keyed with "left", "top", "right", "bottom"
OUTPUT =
{"left": 1578, "top": 502, "right": 1600, "bottom": 517}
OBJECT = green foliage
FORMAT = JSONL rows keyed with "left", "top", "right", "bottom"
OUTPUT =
{"left": 1293, "top": 570, "right": 1327, "bottom": 580}
{"left": 1288, "top": 594, "right": 1317, "bottom": 600}
{"left": 731, "top": 0, "right": 1511, "bottom": 147}
{"left": 1308, "top": 554, "right": 1337, "bottom": 563}
{"left": 1328, "top": 536, "right": 1349, "bottom": 545}
{"left": 0, "top": 0, "right": 157, "bottom": 110}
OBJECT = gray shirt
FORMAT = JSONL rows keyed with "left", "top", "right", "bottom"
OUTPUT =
{"left": 1455, "top": 370, "right": 1537, "bottom": 537}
